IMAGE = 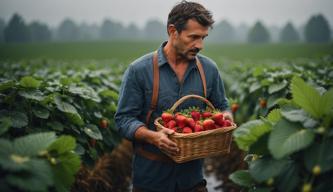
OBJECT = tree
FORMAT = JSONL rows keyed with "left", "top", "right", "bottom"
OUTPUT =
{"left": 124, "top": 23, "right": 142, "bottom": 40}
{"left": 143, "top": 19, "right": 167, "bottom": 41}
{"left": 248, "top": 21, "right": 270, "bottom": 43}
{"left": 304, "top": 14, "right": 331, "bottom": 43}
{"left": 29, "top": 21, "right": 52, "bottom": 42}
{"left": 56, "top": 19, "right": 79, "bottom": 41}
{"left": 0, "top": 18, "right": 5, "bottom": 42}
{"left": 208, "top": 20, "right": 235, "bottom": 43}
{"left": 279, "top": 22, "right": 300, "bottom": 43}
{"left": 100, "top": 19, "right": 126, "bottom": 40}
{"left": 4, "top": 13, "right": 30, "bottom": 43}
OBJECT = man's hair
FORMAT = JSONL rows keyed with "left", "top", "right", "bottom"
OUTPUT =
{"left": 167, "top": 1, "right": 214, "bottom": 33}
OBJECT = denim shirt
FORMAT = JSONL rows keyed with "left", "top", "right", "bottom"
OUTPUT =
{"left": 115, "top": 42, "right": 229, "bottom": 191}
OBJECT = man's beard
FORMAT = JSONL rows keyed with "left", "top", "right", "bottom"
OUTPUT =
{"left": 182, "top": 48, "right": 200, "bottom": 61}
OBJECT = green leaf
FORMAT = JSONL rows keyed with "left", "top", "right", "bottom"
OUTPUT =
{"left": 0, "top": 117, "right": 12, "bottom": 135}
{"left": 18, "top": 90, "right": 44, "bottom": 101}
{"left": 291, "top": 76, "right": 321, "bottom": 119}
{"left": 99, "top": 89, "right": 119, "bottom": 101}
{"left": 266, "top": 108, "right": 281, "bottom": 124}
{"left": 233, "top": 120, "right": 271, "bottom": 151}
{"left": 0, "top": 80, "right": 16, "bottom": 92}
{"left": 52, "top": 151, "right": 81, "bottom": 192}
{"left": 66, "top": 113, "right": 84, "bottom": 126}
{"left": 249, "top": 158, "right": 288, "bottom": 182}
{"left": 32, "top": 106, "right": 50, "bottom": 119}
{"left": 6, "top": 159, "right": 53, "bottom": 191}
{"left": 229, "top": 170, "right": 254, "bottom": 187}
{"left": 249, "top": 188, "right": 272, "bottom": 192}
{"left": 304, "top": 139, "right": 333, "bottom": 174}
{"left": 48, "top": 136, "right": 76, "bottom": 155}
{"left": 268, "top": 118, "right": 315, "bottom": 159}
{"left": 0, "top": 110, "right": 28, "bottom": 128}
{"left": 54, "top": 96, "right": 78, "bottom": 114}
{"left": 281, "top": 109, "right": 307, "bottom": 122}
{"left": 275, "top": 162, "right": 299, "bottom": 192}
{"left": 68, "top": 85, "right": 101, "bottom": 103}
{"left": 19, "top": 76, "right": 41, "bottom": 88}
{"left": 249, "top": 133, "right": 270, "bottom": 155}
{"left": 268, "top": 81, "right": 288, "bottom": 94}
{"left": 47, "top": 121, "right": 64, "bottom": 131}
{"left": 14, "top": 132, "right": 57, "bottom": 156}
{"left": 249, "top": 82, "right": 261, "bottom": 93}
{"left": 320, "top": 88, "right": 333, "bottom": 116}
{"left": 84, "top": 124, "right": 103, "bottom": 140}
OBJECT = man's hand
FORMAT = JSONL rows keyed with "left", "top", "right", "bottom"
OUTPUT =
{"left": 222, "top": 111, "right": 234, "bottom": 122}
{"left": 153, "top": 128, "right": 179, "bottom": 155}
{"left": 135, "top": 126, "right": 179, "bottom": 155}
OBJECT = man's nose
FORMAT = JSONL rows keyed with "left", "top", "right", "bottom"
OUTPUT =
{"left": 195, "top": 39, "right": 204, "bottom": 50}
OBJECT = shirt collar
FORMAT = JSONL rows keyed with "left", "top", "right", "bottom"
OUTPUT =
{"left": 156, "top": 41, "right": 197, "bottom": 70}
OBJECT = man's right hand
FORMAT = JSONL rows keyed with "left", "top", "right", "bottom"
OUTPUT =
{"left": 153, "top": 128, "right": 179, "bottom": 156}
{"left": 135, "top": 126, "right": 179, "bottom": 156}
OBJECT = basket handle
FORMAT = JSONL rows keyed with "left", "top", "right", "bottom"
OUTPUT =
{"left": 170, "top": 95, "right": 215, "bottom": 113}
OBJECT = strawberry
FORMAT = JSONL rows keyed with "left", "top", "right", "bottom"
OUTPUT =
{"left": 183, "top": 127, "right": 193, "bottom": 133}
{"left": 194, "top": 122, "right": 204, "bottom": 132}
{"left": 190, "top": 108, "right": 201, "bottom": 121}
{"left": 259, "top": 98, "right": 267, "bottom": 108}
{"left": 175, "top": 114, "right": 187, "bottom": 128}
{"left": 202, "top": 119, "right": 215, "bottom": 130}
{"left": 201, "top": 111, "right": 212, "bottom": 119}
{"left": 166, "top": 120, "right": 177, "bottom": 129}
{"left": 186, "top": 117, "right": 196, "bottom": 128}
{"left": 99, "top": 119, "right": 109, "bottom": 129}
{"left": 223, "top": 119, "right": 232, "bottom": 127}
{"left": 231, "top": 103, "right": 239, "bottom": 113}
{"left": 212, "top": 112, "right": 224, "bottom": 126}
{"left": 161, "top": 111, "right": 174, "bottom": 124}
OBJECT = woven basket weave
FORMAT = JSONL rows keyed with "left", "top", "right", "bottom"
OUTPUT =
{"left": 154, "top": 95, "right": 237, "bottom": 163}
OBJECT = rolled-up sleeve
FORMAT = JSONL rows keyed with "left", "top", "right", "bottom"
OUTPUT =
{"left": 114, "top": 65, "right": 145, "bottom": 141}
{"left": 209, "top": 67, "right": 230, "bottom": 112}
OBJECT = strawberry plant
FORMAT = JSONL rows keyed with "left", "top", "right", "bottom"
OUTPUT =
{"left": 0, "top": 132, "right": 81, "bottom": 192}
{"left": 230, "top": 76, "right": 333, "bottom": 191}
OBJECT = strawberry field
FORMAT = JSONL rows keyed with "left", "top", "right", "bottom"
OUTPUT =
{"left": 0, "top": 42, "right": 332, "bottom": 191}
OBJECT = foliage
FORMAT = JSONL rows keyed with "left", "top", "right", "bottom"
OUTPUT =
{"left": 0, "top": 132, "right": 81, "bottom": 192}
{"left": 230, "top": 76, "right": 333, "bottom": 191}
{"left": 0, "top": 61, "right": 123, "bottom": 165}
{"left": 279, "top": 22, "right": 300, "bottom": 43}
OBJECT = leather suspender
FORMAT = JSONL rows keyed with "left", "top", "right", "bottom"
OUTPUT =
{"left": 136, "top": 51, "right": 207, "bottom": 163}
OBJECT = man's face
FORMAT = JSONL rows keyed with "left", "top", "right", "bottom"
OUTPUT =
{"left": 172, "top": 19, "right": 209, "bottom": 60}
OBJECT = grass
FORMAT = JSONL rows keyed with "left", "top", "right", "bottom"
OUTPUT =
{"left": 0, "top": 41, "right": 332, "bottom": 63}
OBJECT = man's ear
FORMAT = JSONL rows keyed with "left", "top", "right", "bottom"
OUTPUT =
{"left": 167, "top": 24, "right": 178, "bottom": 37}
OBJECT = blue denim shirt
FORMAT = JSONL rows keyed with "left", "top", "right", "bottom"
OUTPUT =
{"left": 115, "top": 42, "right": 229, "bottom": 191}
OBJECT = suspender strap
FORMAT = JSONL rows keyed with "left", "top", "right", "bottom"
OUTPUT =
{"left": 195, "top": 57, "right": 207, "bottom": 98}
{"left": 145, "top": 51, "right": 159, "bottom": 125}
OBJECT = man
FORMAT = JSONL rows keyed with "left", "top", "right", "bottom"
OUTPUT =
{"left": 115, "top": 1, "right": 233, "bottom": 191}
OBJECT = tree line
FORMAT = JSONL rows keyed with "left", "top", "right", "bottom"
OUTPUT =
{"left": 0, "top": 13, "right": 331, "bottom": 44}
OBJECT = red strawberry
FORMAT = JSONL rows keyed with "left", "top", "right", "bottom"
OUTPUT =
{"left": 161, "top": 111, "right": 174, "bottom": 124}
{"left": 183, "top": 127, "right": 193, "bottom": 133}
{"left": 201, "top": 111, "right": 212, "bottom": 119}
{"left": 259, "top": 98, "right": 267, "bottom": 108}
{"left": 175, "top": 114, "right": 187, "bottom": 128}
{"left": 231, "top": 103, "right": 239, "bottom": 113}
{"left": 191, "top": 110, "right": 201, "bottom": 121}
{"left": 194, "top": 122, "right": 204, "bottom": 132}
{"left": 99, "top": 119, "right": 109, "bottom": 129}
{"left": 223, "top": 119, "right": 232, "bottom": 127}
{"left": 212, "top": 112, "right": 224, "bottom": 126}
{"left": 186, "top": 117, "right": 196, "bottom": 128}
{"left": 202, "top": 119, "right": 215, "bottom": 130}
{"left": 166, "top": 120, "right": 177, "bottom": 129}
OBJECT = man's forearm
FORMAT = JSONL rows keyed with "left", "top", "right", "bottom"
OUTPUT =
{"left": 134, "top": 126, "right": 158, "bottom": 145}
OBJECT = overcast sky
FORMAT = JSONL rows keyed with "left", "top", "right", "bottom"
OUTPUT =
{"left": 0, "top": 0, "right": 332, "bottom": 28}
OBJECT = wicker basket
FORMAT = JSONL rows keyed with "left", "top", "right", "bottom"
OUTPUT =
{"left": 154, "top": 95, "right": 237, "bottom": 163}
